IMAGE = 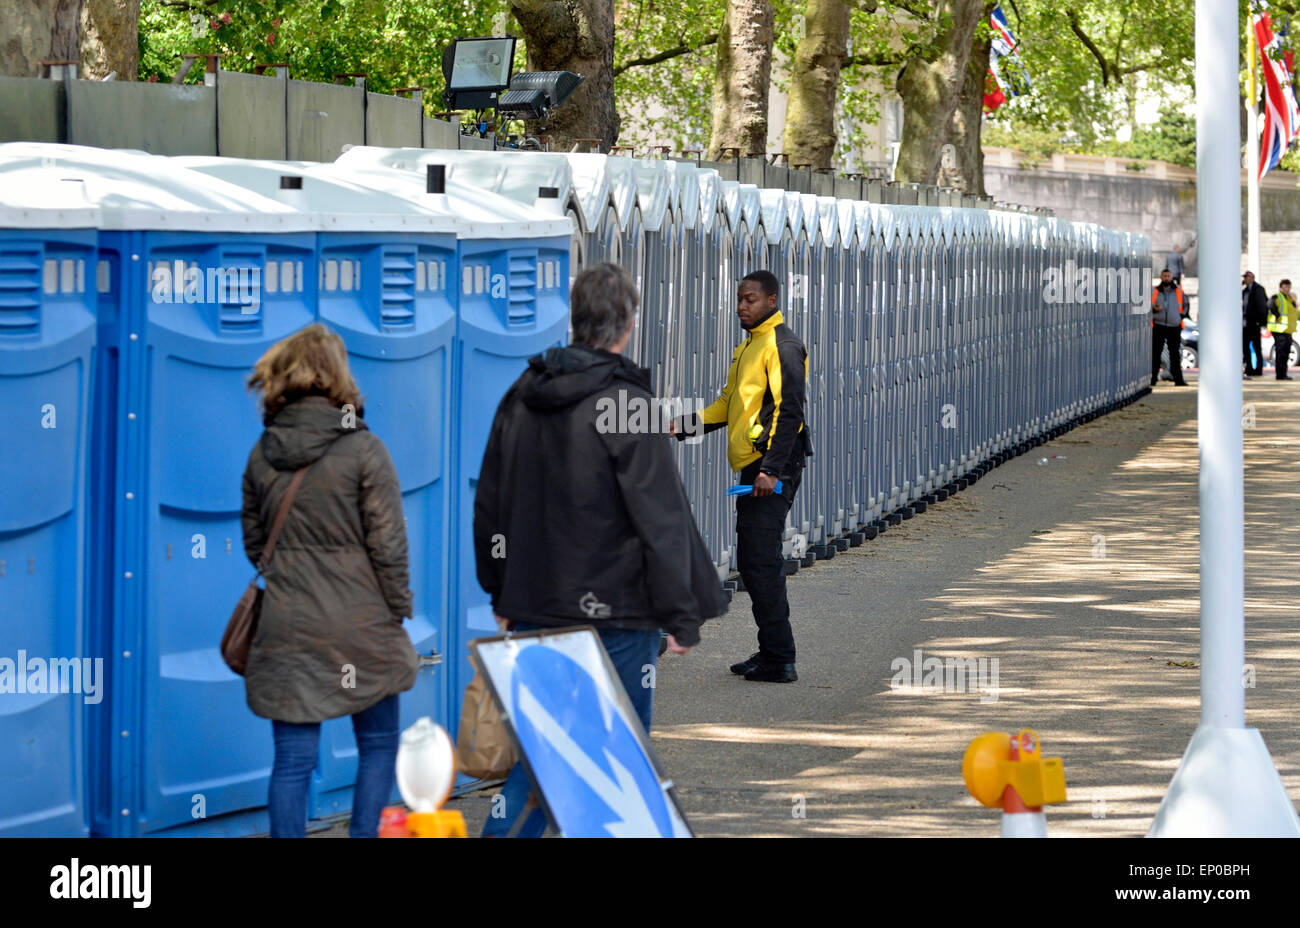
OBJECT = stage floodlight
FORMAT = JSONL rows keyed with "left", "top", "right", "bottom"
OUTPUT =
{"left": 496, "top": 71, "right": 583, "bottom": 120}
{"left": 442, "top": 37, "right": 517, "bottom": 111}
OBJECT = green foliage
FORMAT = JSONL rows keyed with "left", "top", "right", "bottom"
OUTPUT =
{"left": 983, "top": 0, "right": 1194, "bottom": 144}
{"left": 613, "top": 0, "right": 928, "bottom": 165}
{"left": 612, "top": 0, "right": 724, "bottom": 152}
{"left": 138, "top": 0, "right": 508, "bottom": 105}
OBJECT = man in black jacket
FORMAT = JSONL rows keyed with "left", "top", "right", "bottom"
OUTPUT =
{"left": 675, "top": 270, "right": 811, "bottom": 683}
{"left": 1243, "top": 271, "right": 1269, "bottom": 377}
{"left": 474, "top": 261, "right": 726, "bottom": 837}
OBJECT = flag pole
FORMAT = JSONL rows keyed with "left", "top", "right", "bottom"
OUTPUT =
{"left": 1247, "top": 10, "right": 1262, "bottom": 275}
{"left": 1146, "top": 0, "right": 1300, "bottom": 839}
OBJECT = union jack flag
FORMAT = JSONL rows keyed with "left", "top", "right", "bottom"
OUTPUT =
{"left": 1254, "top": 1, "right": 1300, "bottom": 178}
{"left": 985, "top": 4, "right": 1030, "bottom": 113}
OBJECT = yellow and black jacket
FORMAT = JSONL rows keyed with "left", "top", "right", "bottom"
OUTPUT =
{"left": 685, "top": 309, "right": 812, "bottom": 476}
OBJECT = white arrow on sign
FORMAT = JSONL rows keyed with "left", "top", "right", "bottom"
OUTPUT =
{"left": 515, "top": 681, "right": 662, "bottom": 838}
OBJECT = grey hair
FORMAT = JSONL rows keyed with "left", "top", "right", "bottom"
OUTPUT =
{"left": 570, "top": 262, "right": 638, "bottom": 350}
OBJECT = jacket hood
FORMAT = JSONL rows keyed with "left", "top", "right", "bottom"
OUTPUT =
{"left": 261, "top": 396, "right": 368, "bottom": 470}
{"left": 522, "top": 345, "right": 652, "bottom": 410}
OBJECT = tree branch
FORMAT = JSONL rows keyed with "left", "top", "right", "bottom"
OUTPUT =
{"left": 844, "top": 35, "right": 931, "bottom": 69}
{"left": 1067, "top": 9, "right": 1110, "bottom": 86}
{"left": 1115, "top": 59, "right": 1172, "bottom": 76}
{"left": 613, "top": 34, "right": 719, "bottom": 76}
{"left": 887, "top": 0, "right": 935, "bottom": 21}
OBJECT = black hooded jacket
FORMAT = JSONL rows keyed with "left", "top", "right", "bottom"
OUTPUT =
{"left": 473, "top": 345, "right": 727, "bottom": 646}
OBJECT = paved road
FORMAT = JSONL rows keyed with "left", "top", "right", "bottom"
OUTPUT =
{"left": 415, "top": 380, "right": 1300, "bottom": 836}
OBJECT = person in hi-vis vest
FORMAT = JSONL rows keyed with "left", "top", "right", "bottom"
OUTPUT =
{"left": 1267, "top": 279, "right": 1298, "bottom": 381}
{"left": 1151, "top": 268, "right": 1187, "bottom": 386}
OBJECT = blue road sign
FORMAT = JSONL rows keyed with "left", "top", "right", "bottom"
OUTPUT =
{"left": 471, "top": 629, "right": 692, "bottom": 838}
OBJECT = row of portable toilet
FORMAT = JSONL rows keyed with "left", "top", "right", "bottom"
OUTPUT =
{"left": 0, "top": 142, "right": 572, "bottom": 837}
{"left": 0, "top": 141, "right": 1149, "bottom": 839}
{"left": 367, "top": 147, "right": 1151, "bottom": 572}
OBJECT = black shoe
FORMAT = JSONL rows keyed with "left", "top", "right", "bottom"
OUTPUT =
{"left": 1279, "top": 376, "right": 1294, "bottom": 381}
{"left": 730, "top": 652, "right": 765, "bottom": 675}
{"left": 744, "top": 662, "right": 797, "bottom": 683}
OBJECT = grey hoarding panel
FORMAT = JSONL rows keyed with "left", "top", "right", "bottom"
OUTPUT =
{"left": 365, "top": 92, "right": 422, "bottom": 148}
{"left": 458, "top": 134, "right": 493, "bottom": 151}
{"left": 423, "top": 117, "right": 460, "bottom": 151}
{"left": 286, "top": 80, "right": 364, "bottom": 162}
{"left": 216, "top": 71, "right": 287, "bottom": 160}
{"left": 832, "top": 174, "right": 862, "bottom": 200}
{"left": 69, "top": 81, "right": 216, "bottom": 155}
{"left": 0, "top": 77, "right": 64, "bottom": 143}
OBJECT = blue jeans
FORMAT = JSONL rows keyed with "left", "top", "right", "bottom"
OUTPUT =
{"left": 480, "top": 623, "right": 661, "bottom": 838}
{"left": 268, "top": 694, "right": 400, "bottom": 838}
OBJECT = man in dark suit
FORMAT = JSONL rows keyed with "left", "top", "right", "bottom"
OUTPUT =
{"left": 1243, "top": 271, "right": 1269, "bottom": 377}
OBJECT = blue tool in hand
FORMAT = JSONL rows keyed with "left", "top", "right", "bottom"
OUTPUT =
{"left": 728, "top": 480, "right": 783, "bottom": 496}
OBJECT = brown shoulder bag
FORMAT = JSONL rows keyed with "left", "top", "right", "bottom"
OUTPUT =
{"left": 221, "top": 466, "right": 309, "bottom": 675}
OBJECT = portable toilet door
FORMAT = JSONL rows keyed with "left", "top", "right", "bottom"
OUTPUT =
{"left": 836, "top": 197, "right": 863, "bottom": 537}
{"left": 176, "top": 156, "right": 461, "bottom": 821}
{"left": 605, "top": 155, "right": 650, "bottom": 363}
{"left": 852, "top": 200, "right": 883, "bottom": 528}
{"left": 0, "top": 154, "right": 101, "bottom": 837}
{"left": 563, "top": 152, "right": 629, "bottom": 272}
{"left": 317, "top": 159, "right": 576, "bottom": 756}
{"left": 631, "top": 158, "right": 676, "bottom": 402}
{"left": 694, "top": 169, "right": 733, "bottom": 578}
{"left": 769, "top": 190, "right": 812, "bottom": 564}
{"left": 802, "top": 193, "right": 837, "bottom": 555}
{"left": 20, "top": 145, "right": 319, "bottom": 837}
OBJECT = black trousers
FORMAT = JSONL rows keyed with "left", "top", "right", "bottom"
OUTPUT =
{"left": 1274, "top": 332, "right": 1293, "bottom": 378}
{"left": 736, "top": 460, "right": 802, "bottom": 664}
{"left": 1152, "top": 324, "right": 1185, "bottom": 384}
{"left": 1244, "top": 325, "right": 1263, "bottom": 375}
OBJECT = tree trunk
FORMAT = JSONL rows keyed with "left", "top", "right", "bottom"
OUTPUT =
{"left": 707, "top": 0, "right": 775, "bottom": 159}
{"left": 936, "top": 14, "right": 990, "bottom": 195}
{"left": 782, "top": 0, "right": 850, "bottom": 170}
{"left": 510, "top": 0, "right": 619, "bottom": 151}
{"left": 894, "top": 0, "right": 988, "bottom": 185}
{"left": 0, "top": 0, "right": 83, "bottom": 77}
{"left": 80, "top": 0, "right": 139, "bottom": 80}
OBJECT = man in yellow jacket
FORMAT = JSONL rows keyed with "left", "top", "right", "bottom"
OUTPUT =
{"left": 1267, "top": 279, "right": 1297, "bottom": 380}
{"left": 674, "top": 270, "right": 812, "bottom": 682}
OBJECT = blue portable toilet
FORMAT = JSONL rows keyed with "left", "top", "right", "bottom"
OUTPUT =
{"left": 325, "top": 153, "right": 575, "bottom": 748}
{"left": 170, "top": 156, "right": 460, "bottom": 821}
{"left": 0, "top": 155, "right": 101, "bottom": 837}
{"left": 1, "top": 143, "right": 328, "bottom": 837}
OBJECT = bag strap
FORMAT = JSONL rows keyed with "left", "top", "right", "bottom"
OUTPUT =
{"left": 257, "top": 466, "right": 309, "bottom": 574}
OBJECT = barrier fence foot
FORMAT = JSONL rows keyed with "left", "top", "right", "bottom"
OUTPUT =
{"left": 799, "top": 552, "right": 818, "bottom": 568}
{"left": 872, "top": 520, "right": 889, "bottom": 534}
{"left": 848, "top": 531, "right": 866, "bottom": 546}
{"left": 782, "top": 559, "right": 800, "bottom": 576}
{"left": 899, "top": 506, "right": 915, "bottom": 520}
{"left": 913, "top": 500, "right": 929, "bottom": 514}
{"left": 886, "top": 512, "right": 903, "bottom": 526}
{"left": 832, "top": 537, "right": 850, "bottom": 552}
{"left": 934, "top": 488, "right": 949, "bottom": 501}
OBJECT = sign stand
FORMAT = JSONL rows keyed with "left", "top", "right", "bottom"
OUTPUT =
{"left": 471, "top": 627, "right": 694, "bottom": 839}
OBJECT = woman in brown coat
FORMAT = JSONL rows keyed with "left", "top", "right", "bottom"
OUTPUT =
{"left": 241, "top": 323, "right": 419, "bottom": 838}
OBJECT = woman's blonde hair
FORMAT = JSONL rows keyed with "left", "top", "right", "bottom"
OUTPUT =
{"left": 247, "top": 323, "right": 363, "bottom": 422}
